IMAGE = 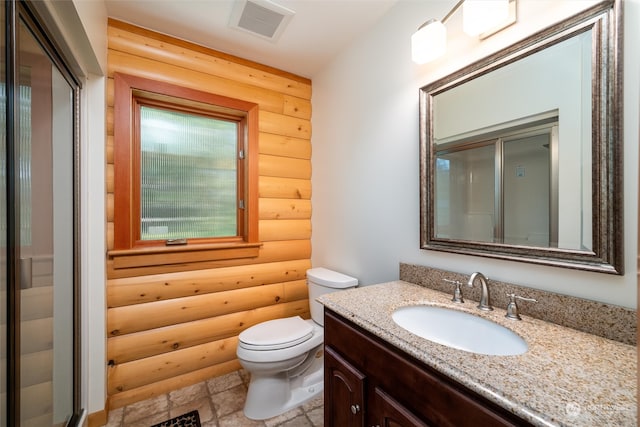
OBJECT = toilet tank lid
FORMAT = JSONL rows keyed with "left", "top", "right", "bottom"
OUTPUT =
{"left": 307, "top": 267, "right": 358, "bottom": 288}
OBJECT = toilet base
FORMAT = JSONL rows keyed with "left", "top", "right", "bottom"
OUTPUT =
{"left": 243, "top": 352, "right": 324, "bottom": 420}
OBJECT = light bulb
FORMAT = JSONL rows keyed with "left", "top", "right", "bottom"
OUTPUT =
{"left": 411, "top": 20, "right": 446, "bottom": 64}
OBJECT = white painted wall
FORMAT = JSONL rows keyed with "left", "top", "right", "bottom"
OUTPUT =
{"left": 311, "top": 0, "right": 638, "bottom": 309}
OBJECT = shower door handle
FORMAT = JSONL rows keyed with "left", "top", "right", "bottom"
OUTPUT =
{"left": 20, "top": 257, "right": 32, "bottom": 290}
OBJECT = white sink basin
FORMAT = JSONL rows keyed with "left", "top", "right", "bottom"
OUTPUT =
{"left": 392, "top": 305, "right": 527, "bottom": 356}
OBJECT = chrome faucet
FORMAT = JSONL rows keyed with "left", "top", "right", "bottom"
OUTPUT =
{"left": 467, "top": 272, "right": 493, "bottom": 311}
{"left": 505, "top": 293, "right": 537, "bottom": 320}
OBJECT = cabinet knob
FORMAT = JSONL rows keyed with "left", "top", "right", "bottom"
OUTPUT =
{"left": 350, "top": 404, "right": 360, "bottom": 414}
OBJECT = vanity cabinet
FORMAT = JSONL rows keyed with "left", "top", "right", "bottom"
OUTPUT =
{"left": 324, "top": 309, "right": 533, "bottom": 427}
{"left": 325, "top": 346, "right": 365, "bottom": 426}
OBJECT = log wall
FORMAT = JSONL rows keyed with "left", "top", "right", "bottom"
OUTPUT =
{"left": 105, "top": 19, "right": 312, "bottom": 410}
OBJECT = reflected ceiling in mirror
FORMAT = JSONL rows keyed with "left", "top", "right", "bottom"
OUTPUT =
{"left": 419, "top": 0, "right": 623, "bottom": 274}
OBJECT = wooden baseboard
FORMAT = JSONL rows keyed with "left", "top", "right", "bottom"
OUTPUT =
{"left": 88, "top": 405, "right": 108, "bottom": 427}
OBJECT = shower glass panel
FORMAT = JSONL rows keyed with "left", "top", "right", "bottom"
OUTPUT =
{"left": 503, "top": 133, "right": 552, "bottom": 247}
{"left": 434, "top": 115, "right": 559, "bottom": 247}
{"left": 18, "top": 18, "right": 75, "bottom": 426}
{"left": 435, "top": 144, "right": 496, "bottom": 242}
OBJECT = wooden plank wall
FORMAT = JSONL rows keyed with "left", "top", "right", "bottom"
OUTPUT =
{"left": 105, "top": 19, "right": 313, "bottom": 410}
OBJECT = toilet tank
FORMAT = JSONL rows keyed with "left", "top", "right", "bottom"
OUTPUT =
{"left": 307, "top": 267, "right": 358, "bottom": 326}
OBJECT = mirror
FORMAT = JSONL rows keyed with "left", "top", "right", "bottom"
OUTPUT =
{"left": 419, "top": 0, "right": 623, "bottom": 274}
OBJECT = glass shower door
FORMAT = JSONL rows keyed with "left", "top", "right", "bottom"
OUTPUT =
{"left": 0, "top": 2, "right": 6, "bottom": 425}
{"left": 17, "top": 17, "right": 75, "bottom": 427}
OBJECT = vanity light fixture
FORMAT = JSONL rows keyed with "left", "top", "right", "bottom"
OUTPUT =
{"left": 411, "top": 19, "right": 446, "bottom": 64}
{"left": 463, "top": 0, "right": 510, "bottom": 36}
{"left": 411, "top": 0, "right": 515, "bottom": 64}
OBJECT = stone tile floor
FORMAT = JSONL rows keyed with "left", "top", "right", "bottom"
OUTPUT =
{"left": 104, "top": 369, "right": 324, "bottom": 427}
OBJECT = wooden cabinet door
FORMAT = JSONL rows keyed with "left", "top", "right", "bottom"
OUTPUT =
{"left": 370, "top": 387, "right": 431, "bottom": 427}
{"left": 324, "top": 346, "right": 366, "bottom": 427}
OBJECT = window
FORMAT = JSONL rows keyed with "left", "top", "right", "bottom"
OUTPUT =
{"left": 112, "top": 73, "right": 259, "bottom": 257}
{"left": 136, "top": 103, "right": 242, "bottom": 243}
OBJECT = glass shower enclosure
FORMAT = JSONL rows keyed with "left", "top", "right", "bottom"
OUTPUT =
{"left": 1, "top": 1, "right": 82, "bottom": 425}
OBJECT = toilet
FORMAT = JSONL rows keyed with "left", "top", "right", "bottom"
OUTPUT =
{"left": 236, "top": 267, "right": 358, "bottom": 420}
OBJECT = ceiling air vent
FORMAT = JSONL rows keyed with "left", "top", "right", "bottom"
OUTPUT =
{"left": 229, "top": 0, "right": 295, "bottom": 42}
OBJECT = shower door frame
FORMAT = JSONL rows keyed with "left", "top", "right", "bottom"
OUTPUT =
{"left": 4, "top": 0, "right": 82, "bottom": 425}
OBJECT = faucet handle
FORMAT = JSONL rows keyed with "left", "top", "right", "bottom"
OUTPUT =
{"left": 505, "top": 293, "right": 537, "bottom": 320}
{"left": 443, "top": 279, "right": 464, "bottom": 303}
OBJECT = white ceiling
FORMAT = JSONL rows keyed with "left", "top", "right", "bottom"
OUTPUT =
{"left": 104, "top": 0, "right": 401, "bottom": 79}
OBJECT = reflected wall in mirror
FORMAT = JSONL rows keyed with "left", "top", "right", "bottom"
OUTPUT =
{"left": 419, "top": 0, "right": 623, "bottom": 274}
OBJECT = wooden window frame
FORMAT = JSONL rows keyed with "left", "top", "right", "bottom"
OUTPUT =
{"left": 111, "top": 73, "right": 260, "bottom": 265}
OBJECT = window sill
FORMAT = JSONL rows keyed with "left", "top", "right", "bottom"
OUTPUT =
{"left": 108, "top": 242, "right": 262, "bottom": 270}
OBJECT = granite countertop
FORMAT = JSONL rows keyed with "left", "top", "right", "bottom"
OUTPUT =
{"left": 318, "top": 280, "right": 637, "bottom": 427}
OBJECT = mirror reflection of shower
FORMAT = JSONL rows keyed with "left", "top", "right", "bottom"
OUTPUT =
{"left": 434, "top": 115, "right": 568, "bottom": 249}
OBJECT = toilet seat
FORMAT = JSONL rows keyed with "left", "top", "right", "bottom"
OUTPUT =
{"left": 237, "top": 318, "right": 323, "bottom": 364}
{"left": 239, "top": 316, "right": 314, "bottom": 351}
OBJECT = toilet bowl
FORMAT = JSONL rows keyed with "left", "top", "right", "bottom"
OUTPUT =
{"left": 236, "top": 267, "right": 358, "bottom": 420}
